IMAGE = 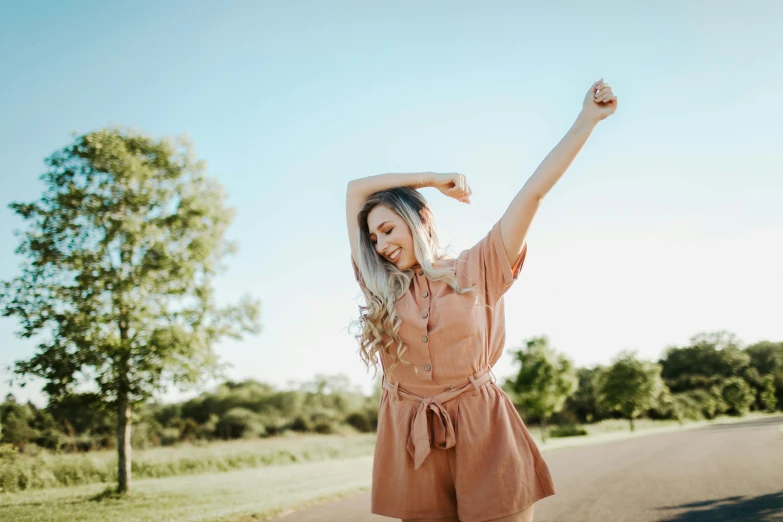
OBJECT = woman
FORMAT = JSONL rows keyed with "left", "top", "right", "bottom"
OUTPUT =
{"left": 346, "top": 80, "right": 618, "bottom": 522}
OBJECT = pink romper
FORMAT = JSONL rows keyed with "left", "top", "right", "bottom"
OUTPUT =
{"left": 352, "top": 220, "right": 556, "bottom": 522}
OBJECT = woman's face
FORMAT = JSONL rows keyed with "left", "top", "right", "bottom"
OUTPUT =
{"left": 367, "top": 204, "right": 418, "bottom": 270}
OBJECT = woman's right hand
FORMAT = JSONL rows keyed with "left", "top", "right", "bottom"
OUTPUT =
{"left": 431, "top": 172, "right": 472, "bottom": 203}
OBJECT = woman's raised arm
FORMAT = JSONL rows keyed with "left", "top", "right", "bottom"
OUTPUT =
{"left": 499, "top": 79, "right": 618, "bottom": 266}
{"left": 346, "top": 172, "right": 472, "bottom": 263}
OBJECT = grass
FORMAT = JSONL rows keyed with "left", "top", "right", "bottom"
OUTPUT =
{"left": 530, "top": 411, "right": 780, "bottom": 452}
{"left": 0, "top": 456, "right": 374, "bottom": 522}
{"left": 0, "top": 433, "right": 376, "bottom": 493}
{"left": 3, "top": 412, "right": 781, "bottom": 521}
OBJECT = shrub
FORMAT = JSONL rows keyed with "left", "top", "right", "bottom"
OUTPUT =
{"left": 218, "top": 408, "right": 266, "bottom": 439}
{"left": 549, "top": 426, "right": 588, "bottom": 438}
{"left": 721, "top": 377, "right": 755, "bottom": 416}
{"left": 345, "top": 409, "right": 377, "bottom": 433}
{"left": 0, "top": 443, "right": 21, "bottom": 493}
{"left": 313, "top": 421, "right": 336, "bottom": 434}
{"left": 289, "top": 415, "right": 312, "bottom": 432}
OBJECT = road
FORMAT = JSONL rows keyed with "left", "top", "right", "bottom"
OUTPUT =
{"left": 273, "top": 415, "right": 783, "bottom": 521}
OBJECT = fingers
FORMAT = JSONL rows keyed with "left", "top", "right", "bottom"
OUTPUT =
{"left": 594, "top": 81, "right": 615, "bottom": 103}
{"left": 450, "top": 174, "right": 472, "bottom": 203}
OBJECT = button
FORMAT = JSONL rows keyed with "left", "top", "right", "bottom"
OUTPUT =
{"left": 424, "top": 364, "right": 432, "bottom": 371}
{"left": 418, "top": 270, "right": 424, "bottom": 276}
{"left": 445, "top": 386, "right": 452, "bottom": 391}
{"left": 422, "top": 312, "right": 428, "bottom": 319}
{"left": 422, "top": 336, "right": 429, "bottom": 343}
{"left": 423, "top": 291, "right": 429, "bottom": 298}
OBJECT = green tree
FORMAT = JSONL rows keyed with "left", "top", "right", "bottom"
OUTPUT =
{"left": 562, "top": 366, "right": 605, "bottom": 424}
{"left": 504, "top": 336, "right": 578, "bottom": 442}
{"left": 0, "top": 402, "right": 37, "bottom": 449}
{"left": 1, "top": 128, "right": 260, "bottom": 493}
{"left": 596, "top": 351, "right": 666, "bottom": 431}
{"left": 760, "top": 374, "right": 778, "bottom": 412}
{"left": 659, "top": 331, "right": 750, "bottom": 393}
{"left": 721, "top": 377, "right": 755, "bottom": 416}
{"left": 746, "top": 341, "right": 783, "bottom": 410}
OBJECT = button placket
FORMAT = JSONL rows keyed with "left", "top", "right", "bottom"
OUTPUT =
{"left": 420, "top": 277, "right": 433, "bottom": 378}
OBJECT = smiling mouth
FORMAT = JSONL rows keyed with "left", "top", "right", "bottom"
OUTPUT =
{"left": 388, "top": 248, "right": 401, "bottom": 262}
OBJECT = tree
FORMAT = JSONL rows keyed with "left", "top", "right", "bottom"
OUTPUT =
{"left": 1, "top": 128, "right": 260, "bottom": 493}
{"left": 659, "top": 331, "right": 750, "bottom": 394}
{"left": 596, "top": 351, "right": 666, "bottom": 431}
{"left": 721, "top": 377, "right": 755, "bottom": 416}
{"left": 760, "top": 374, "right": 778, "bottom": 412}
{"left": 563, "top": 366, "right": 605, "bottom": 424}
{"left": 747, "top": 341, "right": 783, "bottom": 410}
{"left": 504, "top": 336, "right": 578, "bottom": 442}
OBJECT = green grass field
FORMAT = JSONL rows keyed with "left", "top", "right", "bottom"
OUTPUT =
{"left": 1, "top": 433, "right": 377, "bottom": 492}
{"left": 0, "top": 456, "right": 374, "bottom": 522}
{"left": 2, "top": 413, "right": 778, "bottom": 521}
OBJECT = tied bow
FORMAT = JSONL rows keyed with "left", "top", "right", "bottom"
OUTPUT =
{"left": 406, "top": 398, "right": 456, "bottom": 470}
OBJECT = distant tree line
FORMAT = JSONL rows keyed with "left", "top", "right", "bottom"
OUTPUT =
{"left": 0, "top": 374, "right": 380, "bottom": 453}
{"left": 504, "top": 330, "right": 782, "bottom": 440}
{"left": 2, "top": 330, "right": 780, "bottom": 453}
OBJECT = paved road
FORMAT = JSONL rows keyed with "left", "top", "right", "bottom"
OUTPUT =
{"left": 274, "top": 416, "right": 783, "bottom": 521}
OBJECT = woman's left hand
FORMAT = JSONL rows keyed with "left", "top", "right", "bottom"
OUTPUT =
{"left": 582, "top": 79, "right": 618, "bottom": 123}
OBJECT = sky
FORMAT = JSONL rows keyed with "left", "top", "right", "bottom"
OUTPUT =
{"left": 1, "top": 1, "right": 782, "bottom": 405}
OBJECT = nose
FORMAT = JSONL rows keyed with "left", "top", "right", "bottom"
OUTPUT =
{"left": 376, "top": 238, "right": 387, "bottom": 255}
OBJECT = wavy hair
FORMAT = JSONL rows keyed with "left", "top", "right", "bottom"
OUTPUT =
{"left": 351, "top": 187, "right": 473, "bottom": 378}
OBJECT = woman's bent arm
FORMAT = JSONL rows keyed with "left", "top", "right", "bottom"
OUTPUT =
{"left": 346, "top": 172, "right": 436, "bottom": 263}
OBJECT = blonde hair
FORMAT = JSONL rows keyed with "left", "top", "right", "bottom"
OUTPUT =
{"left": 351, "top": 187, "right": 472, "bottom": 378}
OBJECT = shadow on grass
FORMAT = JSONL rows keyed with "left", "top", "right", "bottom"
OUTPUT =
{"left": 89, "top": 487, "right": 125, "bottom": 502}
{"left": 658, "top": 491, "right": 783, "bottom": 521}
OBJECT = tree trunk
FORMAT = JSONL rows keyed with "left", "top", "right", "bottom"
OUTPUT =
{"left": 117, "top": 388, "right": 132, "bottom": 493}
{"left": 629, "top": 416, "right": 635, "bottom": 432}
{"left": 541, "top": 415, "right": 547, "bottom": 443}
{"left": 116, "top": 311, "right": 132, "bottom": 494}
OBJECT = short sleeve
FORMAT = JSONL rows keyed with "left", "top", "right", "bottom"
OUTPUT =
{"left": 457, "top": 220, "right": 527, "bottom": 303}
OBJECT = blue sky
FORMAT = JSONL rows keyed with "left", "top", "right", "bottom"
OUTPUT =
{"left": 1, "top": 1, "right": 782, "bottom": 404}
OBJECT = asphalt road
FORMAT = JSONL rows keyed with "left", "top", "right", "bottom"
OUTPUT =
{"left": 274, "top": 415, "right": 783, "bottom": 522}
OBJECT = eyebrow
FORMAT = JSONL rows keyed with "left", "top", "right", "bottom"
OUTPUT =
{"left": 369, "top": 221, "right": 392, "bottom": 236}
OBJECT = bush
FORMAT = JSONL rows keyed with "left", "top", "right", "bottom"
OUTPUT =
{"left": 0, "top": 443, "right": 21, "bottom": 493}
{"left": 289, "top": 415, "right": 312, "bottom": 432}
{"left": 669, "top": 392, "right": 705, "bottom": 422}
{"left": 549, "top": 426, "right": 588, "bottom": 438}
{"left": 313, "top": 421, "right": 336, "bottom": 434}
{"left": 722, "top": 377, "right": 755, "bottom": 416}
{"left": 345, "top": 409, "right": 377, "bottom": 433}
{"left": 218, "top": 408, "right": 266, "bottom": 439}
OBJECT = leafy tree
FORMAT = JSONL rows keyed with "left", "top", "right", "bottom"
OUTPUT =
{"left": 0, "top": 402, "right": 37, "bottom": 448}
{"left": 721, "top": 377, "right": 755, "bottom": 416}
{"left": 1, "top": 128, "right": 260, "bottom": 493}
{"left": 745, "top": 341, "right": 783, "bottom": 375}
{"left": 562, "top": 366, "right": 605, "bottom": 424}
{"left": 504, "top": 336, "right": 578, "bottom": 442}
{"left": 746, "top": 341, "right": 783, "bottom": 410}
{"left": 760, "top": 374, "right": 778, "bottom": 412}
{"left": 596, "top": 351, "right": 666, "bottom": 431}
{"left": 659, "top": 331, "right": 750, "bottom": 393}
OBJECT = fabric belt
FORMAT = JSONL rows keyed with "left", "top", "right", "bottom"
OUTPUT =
{"left": 382, "top": 368, "right": 495, "bottom": 470}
